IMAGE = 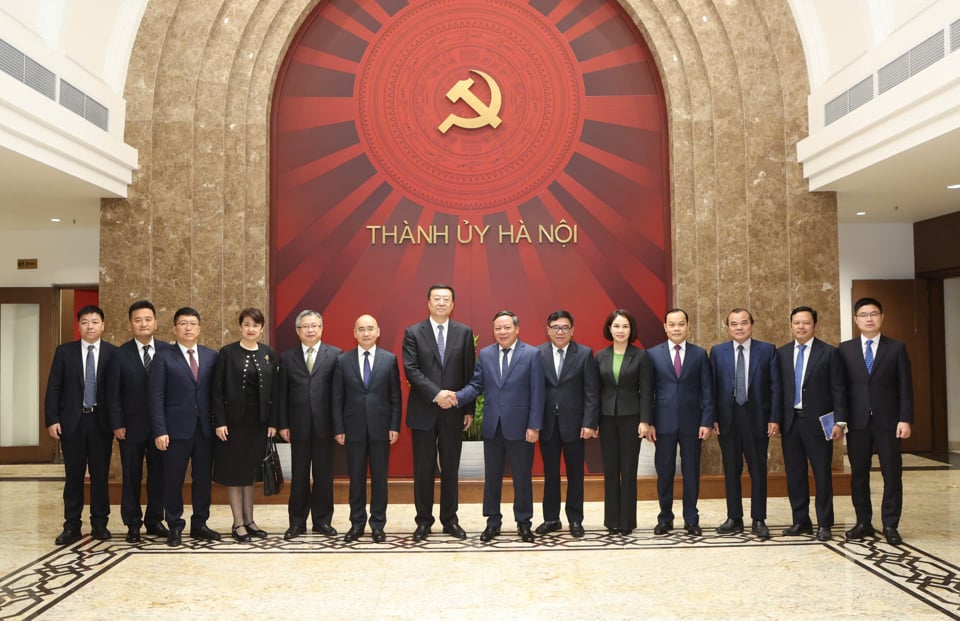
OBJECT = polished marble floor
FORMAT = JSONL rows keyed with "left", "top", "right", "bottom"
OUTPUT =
{"left": 1, "top": 454, "right": 958, "bottom": 620}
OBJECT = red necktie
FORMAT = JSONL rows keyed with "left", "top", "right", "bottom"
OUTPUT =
{"left": 673, "top": 344, "right": 682, "bottom": 378}
{"left": 188, "top": 349, "right": 199, "bottom": 381}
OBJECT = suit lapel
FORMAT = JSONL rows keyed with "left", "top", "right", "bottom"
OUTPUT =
{"left": 423, "top": 321, "right": 443, "bottom": 367}
{"left": 747, "top": 342, "right": 760, "bottom": 384}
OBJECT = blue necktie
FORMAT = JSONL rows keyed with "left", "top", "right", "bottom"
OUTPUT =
{"left": 437, "top": 325, "right": 445, "bottom": 364}
{"left": 735, "top": 344, "right": 747, "bottom": 405}
{"left": 794, "top": 343, "right": 806, "bottom": 408}
{"left": 83, "top": 344, "right": 97, "bottom": 408}
{"left": 864, "top": 339, "right": 874, "bottom": 375}
{"left": 501, "top": 347, "right": 511, "bottom": 380}
{"left": 362, "top": 351, "right": 371, "bottom": 387}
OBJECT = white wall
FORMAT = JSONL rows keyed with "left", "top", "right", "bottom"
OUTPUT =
{"left": 0, "top": 228, "right": 98, "bottom": 286}
{"left": 837, "top": 222, "right": 915, "bottom": 341}
{"left": 945, "top": 277, "right": 960, "bottom": 450}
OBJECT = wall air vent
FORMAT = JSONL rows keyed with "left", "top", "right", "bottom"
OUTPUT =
{"left": 59, "top": 79, "right": 109, "bottom": 131}
{"left": 0, "top": 39, "right": 24, "bottom": 81}
{"left": 0, "top": 39, "right": 55, "bottom": 100}
{"left": 878, "top": 52, "right": 910, "bottom": 94}
{"left": 950, "top": 19, "right": 959, "bottom": 53}
{"left": 909, "top": 31, "right": 944, "bottom": 74}
{"left": 824, "top": 76, "right": 873, "bottom": 125}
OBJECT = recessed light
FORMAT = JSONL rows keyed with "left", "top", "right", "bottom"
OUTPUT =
{"left": 947, "top": 184, "right": 960, "bottom": 190}
{"left": 50, "top": 218, "right": 61, "bottom": 223}
{"left": 856, "top": 211, "right": 866, "bottom": 216}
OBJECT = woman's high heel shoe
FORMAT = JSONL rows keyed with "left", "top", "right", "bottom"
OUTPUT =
{"left": 231, "top": 525, "right": 252, "bottom": 542}
{"left": 245, "top": 523, "right": 268, "bottom": 538}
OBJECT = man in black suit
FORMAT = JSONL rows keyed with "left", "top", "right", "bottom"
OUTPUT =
{"left": 710, "top": 308, "right": 781, "bottom": 540}
{"left": 535, "top": 310, "right": 599, "bottom": 538}
{"left": 276, "top": 310, "right": 342, "bottom": 540}
{"left": 839, "top": 297, "right": 913, "bottom": 545}
{"left": 148, "top": 307, "right": 221, "bottom": 546}
{"left": 108, "top": 300, "right": 172, "bottom": 543}
{"left": 332, "top": 314, "right": 402, "bottom": 544}
{"left": 778, "top": 306, "right": 846, "bottom": 542}
{"left": 402, "top": 284, "right": 475, "bottom": 541}
{"left": 45, "top": 305, "right": 117, "bottom": 545}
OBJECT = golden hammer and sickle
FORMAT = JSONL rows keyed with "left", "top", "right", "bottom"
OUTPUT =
{"left": 438, "top": 69, "right": 503, "bottom": 134}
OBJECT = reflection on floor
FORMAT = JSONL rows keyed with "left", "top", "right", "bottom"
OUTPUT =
{"left": 0, "top": 453, "right": 958, "bottom": 620}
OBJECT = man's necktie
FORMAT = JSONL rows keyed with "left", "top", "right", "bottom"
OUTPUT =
{"left": 673, "top": 344, "right": 681, "bottom": 378}
{"left": 794, "top": 343, "right": 806, "bottom": 408}
{"left": 437, "top": 325, "right": 445, "bottom": 364}
{"left": 188, "top": 348, "right": 199, "bottom": 381}
{"left": 735, "top": 344, "right": 747, "bottom": 405}
{"left": 501, "top": 347, "right": 511, "bottom": 380}
{"left": 864, "top": 339, "right": 874, "bottom": 375}
{"left": 556, "top": 348, "right": 564, "bottom": 378}
{"left": 142, "top": 344, "right": 152, "bottom": 372}
{"left": 83, "top": 344, "right": 97, "bottom": 408}
{"left": 362, "top": 351, "right": 371, "bottom": 387}
{"left": 306, "top": 346, "right": 315, "bottom": 372}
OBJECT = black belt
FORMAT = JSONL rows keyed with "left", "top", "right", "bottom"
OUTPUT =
{"left": 82, "top": 406, "right": 96, "bottom": 414}
{"left": 793, "top": 408, "right": 803, "bottom": 417}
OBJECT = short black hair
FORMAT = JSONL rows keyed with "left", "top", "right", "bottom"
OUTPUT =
{"left": 664, "top": 308, "right": 688, "bottom": 323}
{"left": 173, "top": 307, "right": 201, "bottom": 324}
{"left": 603, "top": 309, "right": 637, "bottom": 342}
{"left": 239, "top": 307, "right": 265, "bottom": 326}
{"left": 726, "top": 308, "right": 754, "bottom": 324}
{"left": 854, "top": 297, "right": 883, "bottom": 314}
{"left": 493, "top": 310, "right": 518, "bottom": 327}
{"left": 77, "top": 305, "right": 104, "bottom": 321}
{"left": 128, "top": 300, "right": 156, "bottom": 319}
{"left": 790, "top": 306, "right": 818, "bottom": 324}
{"left": 427, "top": 284, "right": 455, "bottom": 301}
{"left": 547, "top": 310, "right": 574, "bottom": 327}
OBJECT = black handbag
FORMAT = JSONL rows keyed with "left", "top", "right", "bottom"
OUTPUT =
{"left": 261, "top": 438, "right": 284, "bottom": 496}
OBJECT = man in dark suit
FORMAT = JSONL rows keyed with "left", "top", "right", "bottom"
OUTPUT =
{"left": 148, "top": 307, "right": 221, "bottom": 546}
{"left": 444, "top": 310, "right": 545, "bottom": 543}
{"left": 45, "top": 304, "right": 118, "bottom": 545}
{"left": 332, "top": 314, "right": 402, "bottom": 544}
{"left": 710, "top": 308, "right": 782, "bottom": 540}
{"left": 778, "top": 306, "right": 846, "bottom": 542}
{"left": 535, "top": 310, "right": 599, "bottom": 538}
{"left": 402, "top": 284, "right": 475, "bottom": 541}
{"left": 108, "top": 300, "right": 172, "bottom": 543}
{"left": 643, "top": 308, "right": 714, "bottom": 536}
{"left": 276, "top": 310, "right": 342, "bottom": 540}
{"left": 839, "top": 297, "right": 913, "bottom": 545}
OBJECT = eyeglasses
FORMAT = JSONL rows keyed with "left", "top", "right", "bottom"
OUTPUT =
{"left": 548, "top": 325, "right": 572, "bottom": 334}
{"left": 855, "top": 312, "right": 881, "bottom": 319}
{"left": 175, "top": 321, "right": 199, "bottom": 328}
{"left": 297, "top": 324, "right": 322, "bottom": 330}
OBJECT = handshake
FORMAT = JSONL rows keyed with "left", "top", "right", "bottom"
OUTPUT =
{"left": 433, "top": 390, "right": 459, "bottom": 409}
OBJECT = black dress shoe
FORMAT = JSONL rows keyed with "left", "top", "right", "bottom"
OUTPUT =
{"left": 782, "top": 523, "right": 813, "bottom": 536}
{"left": 569, "top": 522, "right": 585, "bottom": 538}
{"left": 371, "top": 529, "right": 386, "bottom": 543}
{"left": 752, "top": 520, "right": 771, "bottom": 540}
{"left": 343, "top": 526, "right": 364, "bottom": 543}
{"left": 534, "top": 520, "right": 562, "bottom": 535}
{"left": 145, "top": 522, "right": 169, "bottom": 537}
{"left": 845, "top": 523, "right": 876, "bottom": 540}
{"left": 245, "top": 523, "right": 268, "bottom": 538}
{"left": 653, "top": 521, "right": 673, "bottom": 535}
{"left": 443, "top": 522, "right": 467, "bottom": 540}
{"left": 313, "top": 524, "right": 338, "bottom": 536}
{"left": 413, "top": 524, "right": 431, "bottom": 542}
{"left": 190, "top": 525, "right": 222, "bottom": 541}
{"left": 284, "top": 524, "right": 306, "bottom": 540}
{"left": 91, "top": 525, "right": 112, "bottom": 541}
{"left": 816, "top": 527, "right": 832, "bottom": 541}
{"left": 167, "top": 528, "right": 182, "bottom": 547}
{"left": 55, "top": 528, "right": 82, "bottom": 546}
{"left": 231, "top": 525, "right": 252, "bottom": 543}
{"left": 480, "top": 526, "right": 500, "bottom": 542}
{"left": 716, "top": 518, "right": 744, "bottom": 535}
{"left": 125, "top": 527, "right": 141, "bottom": 543}
{"left": 606, "top": 527, "right": 621, "bottom": 535}
{"left": 883, "top": 527, "right": 903, "bottom": 545}
{"left": 518, "top": 524, "right": 535, "bottom": 543}
{"left": 684, "top": 523, "right": 702, "bottom": 536}
{"left": 620, "top": 528, "right": 633, "bottom": 536}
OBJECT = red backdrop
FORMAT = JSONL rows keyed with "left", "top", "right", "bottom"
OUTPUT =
{"left": 270, "top": 0, "right": 670, "bottom": 476}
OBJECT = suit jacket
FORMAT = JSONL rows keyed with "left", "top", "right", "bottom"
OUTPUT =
{"left": 332, "top": 347, "right": 402, "bottom": 442}
{"left": 148, "top": 343, "right": 217, "bottom": 440}
{"left": 275, "top": 342, "right": 342, "bottom": 440}
{"left": 648, "top": 341, "right": 715, "bottom": 435}
{"left": 108, "top": 339, "right": 175, "bottom": 442}
{"left": 710, "top": 339, "right": 782, "bottom": 437}
{"left": 212, "top": 341, "right": 278, "bottom": 427}
{"left": 455, "top": 339, "right": 545, "bottom": 442}
{"left": 839, "top": 335, "right": 913, "bottom": 431}
{"left": 778, "top": 338, "right": 847, "bottom": 435}
{"left": 402, "top": 318, "right": 476, "bottom": 429}
{"left": 596, "top": 344, "right": 653, "bottom": 423}
{"left": 538, "top": 341, "right": 600, "bottom": 442}
{"left": 45, "top": 339, "right": 118, "bottom": 438}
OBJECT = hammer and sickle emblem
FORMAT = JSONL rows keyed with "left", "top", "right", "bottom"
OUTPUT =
{"left": 438, "top": 70, "right": 503, "bottom": 134}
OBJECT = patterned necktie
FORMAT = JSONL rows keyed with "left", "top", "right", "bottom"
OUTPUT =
{"left": 556, "top": 348, "right": 564, "bottom": 378}
{"left": 673, "top": 344, "right": 681, "bottom": 378}
{"left": 794, "top": 343, "right": 806, "bottom": 408}
{"left": 362, "top": 351, "right": 371, "bottom": 387}
{"left": 735, "top": 344, "right": 747, "bottom": 405}
{"left": 83, "top": 344, "right": 97, "bottom": 408}
{"left": 437, "top": 325, "right": 445, "bottom": 364}
{"left": 306, "top": 346, "right": 315, "bottom": 373}
{"left": 864, "top": 339, "right": 874, "bottom": 375}
{"left": 501, "top": 347, "right": 511, "bottom": 380}
{"left": 142, "top": 344, "right": 152, "bottom": 372}
{"left": 188, "top": 348, "right": 199, "bottom": 381}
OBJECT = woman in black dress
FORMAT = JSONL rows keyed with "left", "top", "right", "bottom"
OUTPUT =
{"left": 213, "top": 308, "right": 278, "bottom": 542}
{"left": 595, "top": 309, "right": 653, "bottom": 535}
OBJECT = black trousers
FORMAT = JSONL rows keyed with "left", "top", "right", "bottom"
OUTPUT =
{"left": 163, "top": 418, "right": 213, "bottom": 531}
{"left": 599, "top": 415, "right": 640, "bottom": 531}
{"left": 118, "top": 434, "right": 165, "bottom": 528}
{"left": 848, "top": 422, "right": 902, "bottom": 528}
{"left": 60, "top": 413, "right": 112, "bottom": 530}
{"left": 287, "top": 436, "right": 335, "bottom": 528}
{"left": 345, "top": 436, "right": 390, "bottom": 529}
{"left": 539, "top": 428, "right": 585, "bottom": 524}
{"left": 411, "top": 411, "right": 464, "bottom": 527}
{"left": 482, "top": 423, "right": 534, "bottom": 527}
{"left": 654, "top": 433, "right": 701, "bottom": 526}
{"left": 781, "top": 413, "right": 835, "bottom": 528}
{"left": 717, "top": 403, "right": 769, "bottom": 520}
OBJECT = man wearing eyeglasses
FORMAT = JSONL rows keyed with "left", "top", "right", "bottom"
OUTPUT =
{"left": 534, "top": 310, "right": 599, "bottom": 538}
{"left": 839, "top": 297, "right": 913, "bottom": 545}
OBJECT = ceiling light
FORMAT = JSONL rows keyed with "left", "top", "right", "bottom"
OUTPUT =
{"left": 947, "top": 184, "right": 960, "bottom": 190}
{"left": 50, "top": 218, "right": 61, "bottom": 222}
{"left": 855, "top": 211, "right": 866, "bottom": 216}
